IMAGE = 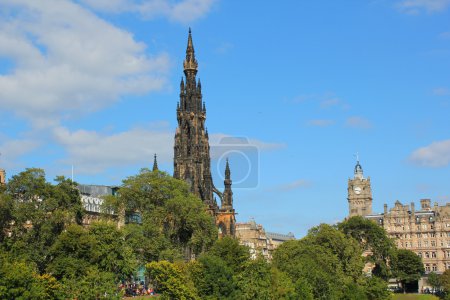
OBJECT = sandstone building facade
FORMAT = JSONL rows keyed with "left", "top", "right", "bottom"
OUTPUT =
{"left": 348, "top": 160, "right": 450, "bottom": 274}
{"left": 235, "top": 219, "right": 295, "bottom": 260}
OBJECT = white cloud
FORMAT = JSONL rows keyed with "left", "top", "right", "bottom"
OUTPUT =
{"left": 52, "top": 127, "right": 284, "bottom": 175}
{"left": 433, "top": 87, "right": 450, "bottom": 96}
{"left": 209, "top": 134, "right": 286, "bottom": 157}
{"left": 320, "top": 98, "right": 341, "bottom": 109}
{"left": 79, "top": 0, "right": 216, "bottom": 23}
{"left": 0, "top": 137, "right": 40, "bottom": 169}
{"left": 272, "top": 179, "right": 312, "bottom": 192}
{"left": 397, "top": 0, "right": 450, "bottom": 14}
{"left": 409, "top": 139, "right": 450, "bottom": 167}
{"left": 0, "top": 0, "right": 170, "bottom": 127}
{"left": 53, "top": 124, "right": 174, "bottom": 174}
{"left": 345, "top": 116, "right": 373, "bottom": 129}
{"left": 307, "top": 119, "right": 335, "bottom": 127}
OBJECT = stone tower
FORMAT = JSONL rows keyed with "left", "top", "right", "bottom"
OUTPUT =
{"left": 173, "top": 29, "right": 218, "bottom": 214}
{"left": 348, "top": 159, "right": 373, "bottom": 217}
{"left": 0, "top": 169, "right": 5, "bottom": 185}
{"left": 216, "top": 159, "right": 236, "bottom": 237}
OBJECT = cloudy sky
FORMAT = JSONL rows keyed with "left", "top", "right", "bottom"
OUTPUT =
{"left": 1, "top": 0, "right": 450, "bottom": 237}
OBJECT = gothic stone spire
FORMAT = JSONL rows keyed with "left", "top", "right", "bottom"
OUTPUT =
{"left": 222, "top": 158, "right": 233, "bottom": 208}
{"left": 152, "top": 153, "right": 159, "bottom": 171}
{"left": 174, "top": 29, "right": 217, "bottom": 213}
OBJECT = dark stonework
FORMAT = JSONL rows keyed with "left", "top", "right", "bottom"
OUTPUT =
{"left": 173, "top": 29, "right": 218, "bottom": 214}
{"left": 173, "top": 29, "right": 235, "bottom": 235}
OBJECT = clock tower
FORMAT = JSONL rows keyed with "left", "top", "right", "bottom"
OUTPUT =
{"left": 347, "top": 159, "right": 372, "bottom": 217}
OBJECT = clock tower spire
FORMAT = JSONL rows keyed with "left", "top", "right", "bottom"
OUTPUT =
{"left": 347, "top": 157, "right": 373, "bottom": 217}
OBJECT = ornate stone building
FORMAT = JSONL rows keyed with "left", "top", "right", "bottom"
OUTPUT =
{"left": 235, "top": 219, "right": 295, "bottom": 260}
{"left": 347, "top": 160, "right": 450, "bottom": 275}
{"left": 174, "top": 29, "right": 236, "bottom": 236}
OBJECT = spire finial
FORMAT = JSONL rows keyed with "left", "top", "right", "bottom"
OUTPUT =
{"left": 153, "top": 153, "right": 159, "bottom": 171}
{"left": 225, "top": 158, "right": 230, "bottom": 179}
{"left": 184, "top": 28, "right": 198, "bottom": 72}
{"left": 354, "top": 153, "right": 364, "bottom": 179}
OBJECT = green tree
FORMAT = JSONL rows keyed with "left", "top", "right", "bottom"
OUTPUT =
{"left": 0, "top": 250, "right": 63, "bottom": 300}
{"left": 89, "top": 222, "right": 137, "bottom": 281}
{"left": 107, "top": 169, "right": 217, "bottom": 261}
{"left": 235, "top": 257, "right": 272, "bottom": 300}
{"left": 146, "top": 260, "right": 198, "bottom": 300}
{"left": 46, "top": 224, "right": 97, "bottom": 279}
{"left": 427, "top": 272, "right": 442, "bottom": 293}
{"left": 61, "top": 267, "right": 120, "bottom": 300}
{"left": 207, "top": 236, "right": 250, "bottom": 272}
{"left": 338, "top": 216, "right": 396, "bottom": 279}
{"left": 0, "top": 192, "right": 13, "bottom": 243}
{"left": 362, "top": 276, "right": 391, "bottom": 300}
{"left": 5, "top": 170, "right": 84, "bottom": 273}
{"left": 440, "top": 269, "right": 450, "bottom": 299}
{"left": 304, "top": 224, "right": 364, "bottom": 280}
{"left": 269, "top": 267, "right": 298, "bottom": 300}
{"left": 189, "top": 254, "right": 236, "bottom": 299}
{"left": 391, "top": 249, "right": 425, "bottom": 292}
{"left": 273, "top": 239, "right": 348, "bottom": 300}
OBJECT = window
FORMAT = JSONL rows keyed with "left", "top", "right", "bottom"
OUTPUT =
{"left": 418, "top": 252, "right": 422, "bottom": 258}
{"left": 432, "top": 252, "right": 437, "bottom": 258}
{"left": 433, "top": 264, "right": 437, "bottom": 272}
{"left": 426, "top": 252, "right": 430, "bottom": 258}
{"left": 424, "top": 233, "right": 428, "bottom": 238}
{"left": 417, "top": 233, "right": 422, "bottom": 238}
{"left": 425, "top": 241, "right": 429, "bottom": 247}
{"left": 432, "top": 241, "right": 436, "bottom": 247}
{"left": 426, "top": 264, "right": 430, "bottom": 272}
{"left": 431, "top": 233, "right": 436, "bottom": 238}
{"left": 447, "top": 251, "right": 450, "bottom": 258}
{"left": 418, "top": 241, "right": 422, "bottom": 247}
{"left": 447, "top": 232, "right": 450, "bottom": 237}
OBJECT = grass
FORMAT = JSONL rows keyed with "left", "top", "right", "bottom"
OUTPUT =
{"left": 392, "top": 294, "right": 439, "bottom": 300}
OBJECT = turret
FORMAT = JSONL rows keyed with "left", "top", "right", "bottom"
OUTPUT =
{"left": 354, "top": 160, "right": 364, "bottom": 180}
{"left": 152, "top": 154, "right": 159, "bottom": 171}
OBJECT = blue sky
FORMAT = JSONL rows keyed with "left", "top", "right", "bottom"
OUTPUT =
{"left": 0, "top": 0, "right": 450, "bottom": 237}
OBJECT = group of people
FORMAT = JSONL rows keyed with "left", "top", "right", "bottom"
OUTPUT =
{"left": 119, "top": 282, "right": 155, "bottom": 297}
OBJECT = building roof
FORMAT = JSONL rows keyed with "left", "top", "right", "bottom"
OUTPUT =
{"left": 266, "top": 231, "right": 295, "bottom": 241}
{"left": 78, "top": 184, "right": 117, "bottom": 197}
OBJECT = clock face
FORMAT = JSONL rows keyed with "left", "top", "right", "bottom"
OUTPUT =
{"left": 354, "top": 186, "right": 362, "bottom": 195}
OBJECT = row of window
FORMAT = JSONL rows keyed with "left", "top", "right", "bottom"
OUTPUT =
{"left": 425, "top": 264, "right": 438, "bottom": 272}
{"left": 399, "top": 240, "right": 450, "bottom": 248}
{"left": 395, "top": 232, "right": 450, "bottom": 239}
{"left": 417, "top": 252, "right": 437, "bottom": 258}
{"left": 416, "top": 251, "right": 450, "bottom": 259}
